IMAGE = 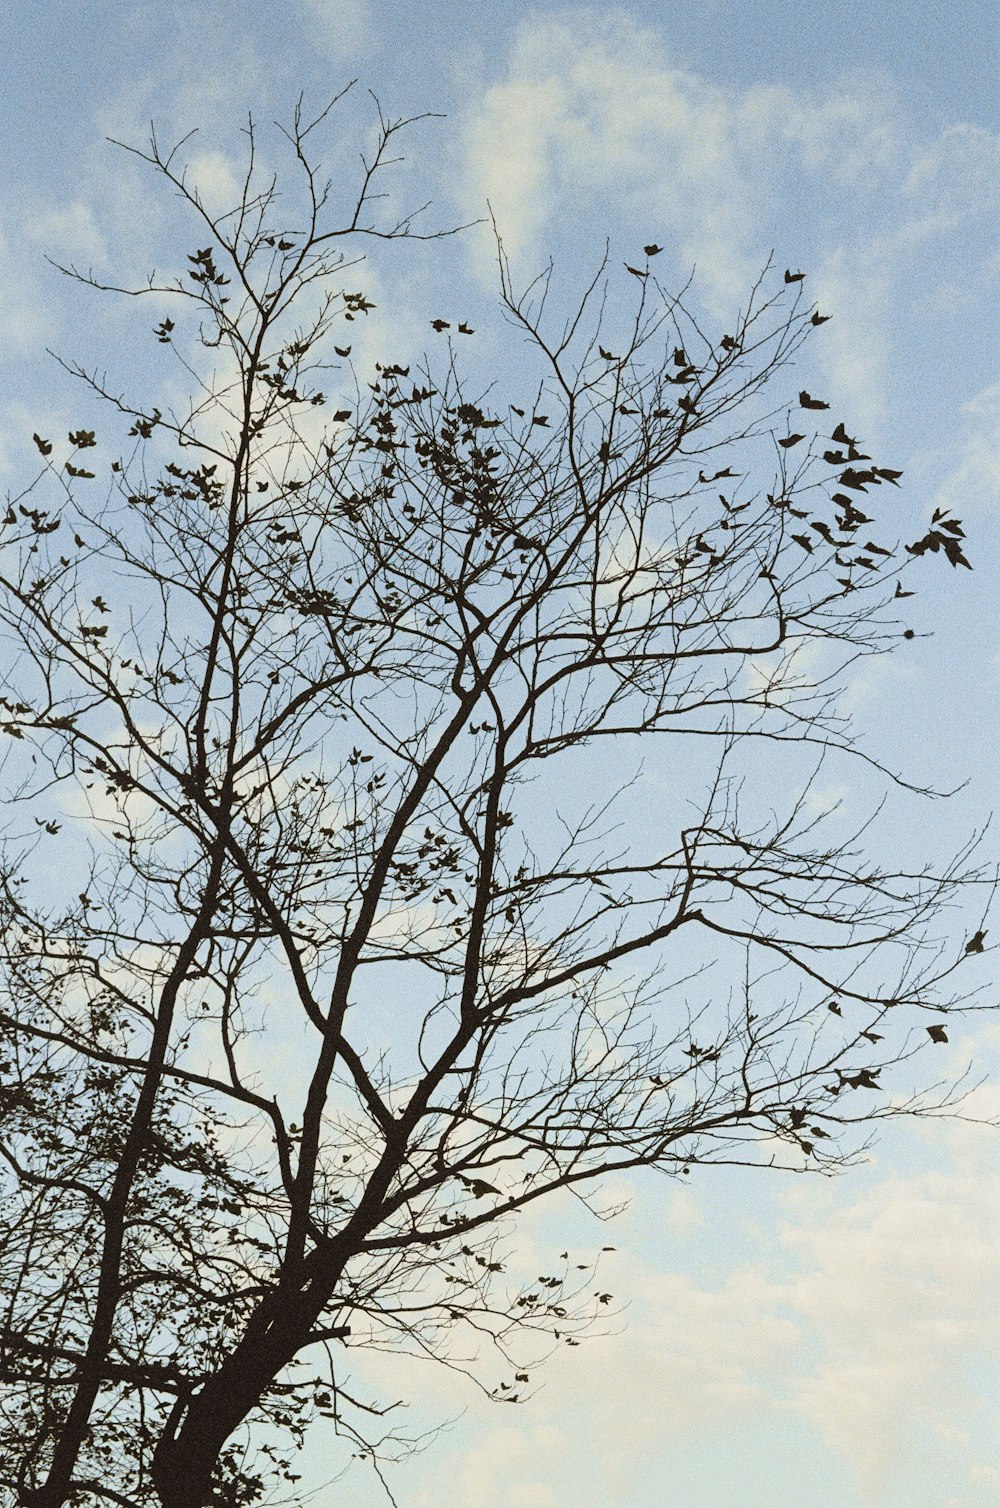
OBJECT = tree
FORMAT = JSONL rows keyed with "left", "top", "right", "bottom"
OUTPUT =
{"left": 0, "top": 90, "right": 990, "bottom": 1508}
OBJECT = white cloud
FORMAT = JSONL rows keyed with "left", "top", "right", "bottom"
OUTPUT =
{"left": 840, "top": 647, "right": 919, "bottom": 719}
{"left": 809, "top": 245, "right": 895, "bottom": 425}
{"left": 412, "top": 1424, "right": 571, "bottom": 1508}
{"left": 745, "top": 634, "right": 828, "bottom": 707}
{"left": 932, "top": 382, "right": 1000, "bottom": 517}
{"left": 902, "top": 123, "right": 1000, "bottom": 224}
{"left": 180, "top": 148, "right": 246, "bottom": 222}
{"left": 348, "top": 1102, "right": 1000, "bottom": 1508}
{"left": 31, "top": 200, "right": 109, "bottom": 269}
{"left": 460, "top": 14, "right": 756, "bottom": 296}
{"left": 97, "top": 2, "right": 274, "bottom": 150}
{"left": 296, "top": 0, "right": 376, "bottom": 56}
{"left": 456, "top": 11, "right": 999, "bottom": 424}
{"left": 0, "top": 229, "right": 54, "bottom": 357}
{"left": 743, "top": 77, "right": 906, "bottom": 187}
{"left": 801, "top": 779, "right": 849, "bottom": 820}
{"left": 777, "top": 1158, "right": 1000, "bottom": 1497}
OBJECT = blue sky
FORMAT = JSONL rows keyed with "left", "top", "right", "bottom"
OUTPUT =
{"left": 2, "top": 3, "right": 999, "bottom": 1506}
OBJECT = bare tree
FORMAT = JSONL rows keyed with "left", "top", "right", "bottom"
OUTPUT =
{"left": 0, "top": 90, "right": 991, "bottom": 1508}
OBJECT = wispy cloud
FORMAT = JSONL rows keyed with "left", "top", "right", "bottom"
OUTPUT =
{"left": 455, "top": 10, "right": 999, "bottom": 427}
{"left": 296, "top": 0, "right": 377, "bottom": 57}
{"left": 0, "top": 229, "right": 55, "bottom": 357}
{"left": 932, "top": 382, "right": 1000, "bottom": 517}
{"left": 377, "top": 1104, "right": 1000, "bottom": 1507}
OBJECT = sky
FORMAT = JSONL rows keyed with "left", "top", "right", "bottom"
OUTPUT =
{"left": 1, "top": 2, "right": 999, "bottom": 1506}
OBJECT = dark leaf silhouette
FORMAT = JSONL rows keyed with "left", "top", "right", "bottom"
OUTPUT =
{"left": 845, "top": 1068, "right": 882, "bottom": 1090}
{"left": 907, "top": 513, "right": 972, "bottom": 570}
{"left": 838, "top": 467, "right": 874, "bottom": 492}
{"left": 460, "top": 1176, "right": 501, "bottom": 1199}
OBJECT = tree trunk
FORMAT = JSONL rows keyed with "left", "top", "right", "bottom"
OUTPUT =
{"left": 151, "top": 1282, "right": 329, "bottom": 1508}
